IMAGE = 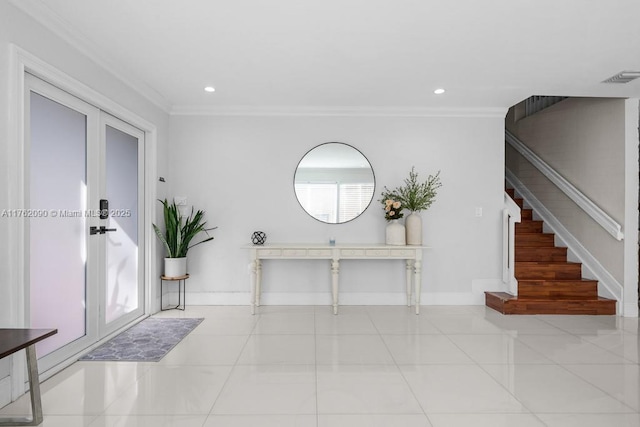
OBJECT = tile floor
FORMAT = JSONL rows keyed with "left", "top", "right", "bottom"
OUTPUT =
{"left": 1, "top": 305, "right": 640, "bottom": 426}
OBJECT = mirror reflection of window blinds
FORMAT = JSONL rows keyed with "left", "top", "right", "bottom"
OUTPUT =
{"left": 296, "top": 182, "right": 374, "bottom": 223}
{"left": 294, "top": 183, "right": 338, "bottom": 223}
{"left": 339, "top": 183, "right": 374, "bottom": 223}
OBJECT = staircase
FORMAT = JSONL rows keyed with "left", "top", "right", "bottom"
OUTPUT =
{"left": 485, "top": 189, "right": 617, "bottom": 315}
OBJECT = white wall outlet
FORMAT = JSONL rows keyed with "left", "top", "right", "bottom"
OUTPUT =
{"left": 475, "top": 207, "right": 483, "bottom": 217}
{"left": 174, "top": 196, "right": 187, "bottom": 206}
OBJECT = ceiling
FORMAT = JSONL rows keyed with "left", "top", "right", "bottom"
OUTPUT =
{"left": 12, "top": 0, "right": 640, "bottom": 114}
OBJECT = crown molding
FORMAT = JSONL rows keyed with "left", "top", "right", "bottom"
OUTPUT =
{"left": 170, "top": 105, "right": 508, "bottom": 118}
{"left": 8, "top": 0, "right": 172, "bottom": 113}
{"left": 8, "top": 1, "right": 510, "bottom": 119}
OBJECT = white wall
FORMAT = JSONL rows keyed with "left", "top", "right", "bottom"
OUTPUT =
{"left": 168, "top": 114, "right": 506, "bottom": 306}
{"left": 0, "top": 1, "right": 170, "bottom": 405}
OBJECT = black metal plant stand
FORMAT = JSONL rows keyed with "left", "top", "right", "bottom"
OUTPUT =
{"left": 160, "top": 274, "right": 189, "bottom": 311}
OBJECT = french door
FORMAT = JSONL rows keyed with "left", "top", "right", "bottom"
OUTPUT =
{"left": 25, "top": 74, "right": 145, "bottom": 372}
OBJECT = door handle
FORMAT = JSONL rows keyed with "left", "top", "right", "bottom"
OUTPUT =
{"left": 90, "top": 226, "right": 118, "bottom": 235}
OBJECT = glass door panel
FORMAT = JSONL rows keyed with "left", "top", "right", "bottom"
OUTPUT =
{"left": 100, "top": 115, "right": 144, "bottom": 335}
{"left": 27, "top": 84, "right": 97, "bottom": 362}
{"left": 104, "top": 124, "right": 141, "bottom": 325}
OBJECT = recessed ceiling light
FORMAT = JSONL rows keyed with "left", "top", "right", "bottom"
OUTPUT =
{"left": 434, "top": 88, "right": 445, "bottom": 94}
{"left": 204, "top": 86, "right": 215, "bottom": 93}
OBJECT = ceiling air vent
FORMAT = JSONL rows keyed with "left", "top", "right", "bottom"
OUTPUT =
{"left": 602, "top": 71, "right": 640, "bottom": 84}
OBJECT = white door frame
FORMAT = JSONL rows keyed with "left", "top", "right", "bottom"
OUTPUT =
{"left": 24, "top": 73, "right": 102, "bottom": 373}
{"left": 7, "top": 45, "right": 158, "bottom": 398}
{"left": 623, "top": 98, "right": 640, "bottom": 317}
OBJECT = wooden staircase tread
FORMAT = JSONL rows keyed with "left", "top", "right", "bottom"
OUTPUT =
{"left": 516, "top": 266, "right": 582, "bottom": 280}
{"left": 516, "top": 247, "right": 567, "bottom": 252}
{"left": 516, "top": 247, "right": 566, "bottom": 251}
{"left": 516, "top": 261, "right": 580, "bottom": 264}
{"left": 517, "top": 278, "right": 597, "bottom": 283}
{"left": 485, "top": 291, "right": 515, "bottom": 300}
{"left": 519, "top": 277, "right": 598, "bottom": 282}
{"left": 516, "top": 247, "right": 564, "bottom": 252}
{"left": 515, "top": 221, "right": 544, "bottom": 233}
{"left": 517, "top": 280, "right": 599, "bottom": 300}
{"left": 515, "top": 234, "right": 556, "bottom": 247}
{"left": 485, "top": 292, "right": 617, "bottom": 315}
{"left": 485, "top": 292, "right": 615, "bottom": 303}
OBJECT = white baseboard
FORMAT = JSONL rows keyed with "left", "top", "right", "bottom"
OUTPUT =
{"left": 0, "top": 375, "right": 11, "bottom": 408}
{"left": 623, "top": 302, "right": 639, "bottom": 318}
{"left": 164, "top": 290, "right": 493, "bottom": 308}
{"left": 471, "top": 279, "right": 506, "bottom": 303}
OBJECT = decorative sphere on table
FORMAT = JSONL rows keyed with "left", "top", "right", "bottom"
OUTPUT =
{"left": 251, "top": 231, "right": 267, "bottom": 245}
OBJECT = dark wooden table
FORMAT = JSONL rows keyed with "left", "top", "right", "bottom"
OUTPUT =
{"left": 0, "top": 328, "right": 57, "bottom": 426}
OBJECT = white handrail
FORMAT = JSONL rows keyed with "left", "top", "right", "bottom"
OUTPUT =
{"left": 506, "top": 130, "right": 624, "bottom": 241}
{"left": 503, "top": 192, "right": 521, "bottom": 295}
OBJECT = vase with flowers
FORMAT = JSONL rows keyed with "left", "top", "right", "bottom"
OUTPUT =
{"left": 380, "top": 195, "right": 406, "bottom": 245}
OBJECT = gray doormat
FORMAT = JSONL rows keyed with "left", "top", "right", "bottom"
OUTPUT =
{"left": 79, "top": 317, "right": 203, "bottom": 362}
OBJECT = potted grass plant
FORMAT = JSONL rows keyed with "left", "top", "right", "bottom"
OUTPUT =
{"left": 395, "top": 167, "right": 442, "bottom": 245}
{"left": 153, "top": 199, "right": 216, "bottom": 277}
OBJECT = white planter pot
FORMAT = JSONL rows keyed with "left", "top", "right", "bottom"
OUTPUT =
{"left": 385, "top": 220, "right": 406, "bottom": 246}
{"left": 405, "top": 211, "right": 423, "bottom": 245}
{"left": 164, "top": 257, "right": 187, "bottom": 278}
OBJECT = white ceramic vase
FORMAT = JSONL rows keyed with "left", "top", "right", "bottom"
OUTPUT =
{"left": 405, "top": 211, "right": 422, "bottom": 245}
{"left": 164, "top": 257, "right": 187, "bottom": 278}
{"left": 385, "top": 220, "right": 406, "bottom": 246}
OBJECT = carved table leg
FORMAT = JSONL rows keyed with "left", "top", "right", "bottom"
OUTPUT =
{"left": 255, "top": 260, "right": 262, "bottom": 307}
{"left": 249, "top": 260, "right": 257, "bottom": 315}
{"left": 414, "top": 259, "right": 422, "bottom": 315}
{"left": 406, "top": 259, "right": 413, "bottom": 307}
{"left": 331, "top": 259, "right": 340, "bottom": 315}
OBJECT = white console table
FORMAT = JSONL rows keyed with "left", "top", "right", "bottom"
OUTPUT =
{"left": 245, "top": 244, "right": 428, "bottom": 315}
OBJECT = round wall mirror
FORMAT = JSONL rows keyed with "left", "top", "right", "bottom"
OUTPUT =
{"left": 294, "top": 142, "right": 375, "bottom": 224}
